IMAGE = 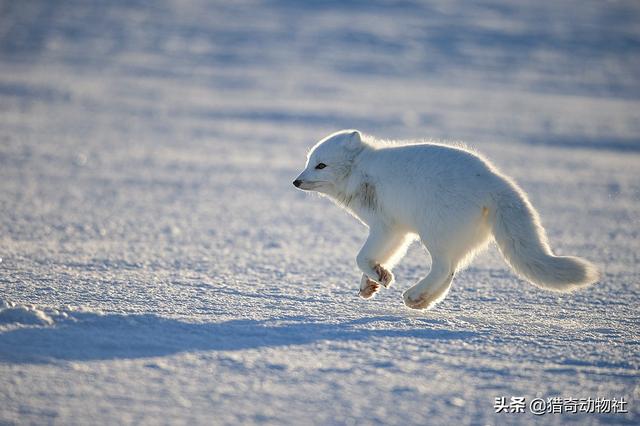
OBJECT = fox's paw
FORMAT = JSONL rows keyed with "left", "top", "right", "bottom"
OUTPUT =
{"left": 402, "top": 289, "right": 436, "bottom": 310}
{"left": 374, "top": 264, "right": 394, "bottom": 288}
{"left": 359, "top": 274, "right": 381, "bottom": 299}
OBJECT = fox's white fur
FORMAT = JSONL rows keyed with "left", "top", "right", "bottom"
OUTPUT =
{"left": 294, "top": 130, "right": 599, "bottom": 310}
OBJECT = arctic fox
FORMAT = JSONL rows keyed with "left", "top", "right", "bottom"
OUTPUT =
{"left": 293, "top": 130, "right": 599, "bottom": 310}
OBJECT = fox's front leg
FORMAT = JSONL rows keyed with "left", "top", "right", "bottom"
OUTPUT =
{"left": 356, "top": 224, "right": 409, "bottom": 298}
{"left": 358, "top": 274, "right": 381, "bottom": 299}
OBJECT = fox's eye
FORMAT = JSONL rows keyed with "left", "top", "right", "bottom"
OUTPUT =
{"left": 315, "top": 163, "right": 327, "bottom": 170}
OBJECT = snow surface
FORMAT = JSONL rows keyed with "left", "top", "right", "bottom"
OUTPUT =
{"left": 0, "top": 0, "right": 639, "bottom": 424}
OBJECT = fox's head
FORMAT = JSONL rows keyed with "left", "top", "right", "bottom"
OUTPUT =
{"left": 293, "top": 129, "right": 364, "bottom": 195}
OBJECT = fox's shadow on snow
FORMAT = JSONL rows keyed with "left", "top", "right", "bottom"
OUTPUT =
{"left": 0, "top": 313, "right": 477, "bottom": 363}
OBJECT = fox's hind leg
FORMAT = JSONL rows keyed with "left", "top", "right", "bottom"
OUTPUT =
{"left": 402, "top": 249, "right": 456, "bottom": 310}
{"left": 357, "top": 224, "right": 410, "bottom": 298}
{"left": 403, "top": 203, "right": 493, "bottom": 309}
{"left": 402, "top": 236, "right": 467, "bottom": 309}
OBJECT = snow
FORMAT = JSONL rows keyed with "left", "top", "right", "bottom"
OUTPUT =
{"left": 0, "top": 0, "right": 639, "bottom": 424}
{"left": 0, "top": 300, "right": 55, "bottom": 327}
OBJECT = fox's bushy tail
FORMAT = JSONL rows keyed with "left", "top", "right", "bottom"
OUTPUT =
{"left": 490, "top": 183, "right": 599, "bottom": 291}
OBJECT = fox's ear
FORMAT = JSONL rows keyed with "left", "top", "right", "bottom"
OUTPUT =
{"left": 343, "top": 129, "right": 362, "bottom": 150}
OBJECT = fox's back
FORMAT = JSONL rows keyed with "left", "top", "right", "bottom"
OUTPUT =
{"left": 368, "top": 142, "right": 502, "bottom": 194}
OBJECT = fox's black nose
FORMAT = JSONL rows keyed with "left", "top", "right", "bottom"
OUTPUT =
{"left": 293, "top": 179, "right": 302, "bottom": 188}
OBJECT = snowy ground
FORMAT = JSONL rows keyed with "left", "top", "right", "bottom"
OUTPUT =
{"left": 1, "top": 1, "right": 639, "bottom": 424}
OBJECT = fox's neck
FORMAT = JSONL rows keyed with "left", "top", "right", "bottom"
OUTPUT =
{"left": 331, "top": 154, "right": 378, "bottom": 214}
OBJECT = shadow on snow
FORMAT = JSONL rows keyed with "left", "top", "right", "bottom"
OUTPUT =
{"left": 0, "top": 312, "right": 476, "bottom": 363}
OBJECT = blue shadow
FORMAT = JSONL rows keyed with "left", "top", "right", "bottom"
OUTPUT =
{"left": 0, "top": 313, "right": 477, "bottom": 363}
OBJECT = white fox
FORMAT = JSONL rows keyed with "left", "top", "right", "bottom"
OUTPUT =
{"left": 293, "top": 130, "right": 599, "bottom": 310}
